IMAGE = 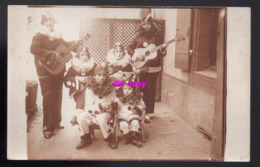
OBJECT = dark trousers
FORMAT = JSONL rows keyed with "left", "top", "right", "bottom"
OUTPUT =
{"left": 39, "top": 75, "right": 63, "bottom": 132}
{"left": 139, "top": 72, "right": 158, "bottom": 114}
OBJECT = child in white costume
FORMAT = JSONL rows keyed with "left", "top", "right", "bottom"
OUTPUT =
{"left": 115, "top": 77, "right": 146, "bottom": 147}
{"left": 64, "top": 47, "right": 96, "bottom": 125}
{"left": 106, "top": 42, "right": 134, "bottom": 81}
{"left": 76, "top": 64, "right": 118, "bottom": 150}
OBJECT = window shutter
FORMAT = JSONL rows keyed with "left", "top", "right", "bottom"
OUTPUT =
{"left": 192, "top": 9, "right": 217, "bottom": 71}
{"left": 175, "top": 9, "right": 192, "bottom": 71}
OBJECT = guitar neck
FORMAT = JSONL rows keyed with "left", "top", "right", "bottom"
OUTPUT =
{"left": 151, "top": 36, "right": 184, "bottom": 53}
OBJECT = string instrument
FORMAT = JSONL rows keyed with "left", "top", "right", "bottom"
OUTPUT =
{"left": 131, "top": 35, "right": 186, "bottom": 69}
{"left": 69, "top": 76, "right": 92, "bottom": 99}
{"left": 38, "top": 33, "right": 91, "bottom": 75}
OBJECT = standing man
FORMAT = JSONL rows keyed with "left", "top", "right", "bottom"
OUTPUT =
{"left": 127, "top": 13, "right": 167, "bottom": 123}
{"left": 30, "top": 12, "right": 79, "bottom": 139}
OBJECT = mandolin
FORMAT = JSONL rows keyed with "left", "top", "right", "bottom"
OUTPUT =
{"left": 38, "top": 33, "right": 91, "bottom": 75}
{"left": 131, "top": 35, "right": 185, "bottom": 69}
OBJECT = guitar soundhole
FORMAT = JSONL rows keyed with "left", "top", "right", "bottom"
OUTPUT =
{"left": 145, "top": 51, "right": 150, "bottom": 56}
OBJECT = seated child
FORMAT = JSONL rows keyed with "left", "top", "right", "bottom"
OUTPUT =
{"left": 76, "top": 64, "right": 118, "bottom": 150}
{"left": 115, "top": 76, "right": 146, "bottom": 147}
{"left": 64, "top": 46, "right": 96, "bottom": 125}
{"left": 106, "top": 42, "right": 134, "bottom": 81}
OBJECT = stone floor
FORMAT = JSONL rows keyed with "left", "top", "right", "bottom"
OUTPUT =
{"left": 27, "top": 87, "right": 211, "bottom": 160}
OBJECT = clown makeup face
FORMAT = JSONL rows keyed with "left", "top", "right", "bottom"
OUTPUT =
{"left": 114, "top": 48, "right": 125, "bottom": 60}
{"left": 95, "top": 73, "right": 107, "bottom": 85}
{"left": 123, "top": 86, "right": 134, "bottom": 96}
{"left": 79, "top": 51, "right": 89, "bottom": 62}
{"left": 142, "top": 22, "right": 152, "bottom": 32}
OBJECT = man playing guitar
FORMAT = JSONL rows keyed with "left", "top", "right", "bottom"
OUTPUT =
{"left": 30, "top": 12, "right": 80, "bottom": 139}
{"left": 126, "top": 13, "right": 167, "bottom": 123}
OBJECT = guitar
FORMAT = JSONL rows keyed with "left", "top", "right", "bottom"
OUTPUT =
{"left": 131, "top": 35, "right": 186, "bottom": 69}
{"left": 38, "top": 33, "right": 91, "bottom": 75}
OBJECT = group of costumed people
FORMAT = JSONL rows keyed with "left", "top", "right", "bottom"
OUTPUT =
{"left": 30, "top": 11, "right": 167, "bottom": 150}
{"left": 64, "top": 42, "right": 147, "bottom": 149}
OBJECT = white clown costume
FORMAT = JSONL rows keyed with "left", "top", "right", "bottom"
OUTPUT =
{"left": 77, "top": 84, "right": 116, "bottom": 139}
{"left": 75, "top": 65, "right": 118, "bottom": 149}
{"left": 115, "top": 83, "right": 146, "bottom": 147}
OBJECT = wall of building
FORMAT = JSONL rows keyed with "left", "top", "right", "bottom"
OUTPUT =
{"left": 153, "top": 8, "right": 216, "bottom": 134}
{"left": 161, "top": 73, "right": 215, "bottom": 134}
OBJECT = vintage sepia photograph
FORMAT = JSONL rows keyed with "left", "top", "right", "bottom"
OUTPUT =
{"left": 7, "top": 6, "right": 250, "bottom": 161}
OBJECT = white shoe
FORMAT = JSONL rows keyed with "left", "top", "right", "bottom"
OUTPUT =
{"left": 148, "top": 113, "right": 154, "bottom": 117}
{"left": 145, "top": 114, "right": 150, "bottom": 120}
{"left": 144, "top": 114, "right": 152, "bottom": 123}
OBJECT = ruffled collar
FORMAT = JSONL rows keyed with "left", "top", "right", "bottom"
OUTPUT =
{"left": 116, "top": 87, "right": 143, "bottom": 105}
{"left": 71, "top": 56, "right": 95, "bottom": 75}
{"left": 106, "top": 49, "right": 131, "bottom": 68}
{"left": 38, "top": 26, "right": 62, "bottom": 41}
{"left": 88, "top": 77, "right": 114, "bottom": 99}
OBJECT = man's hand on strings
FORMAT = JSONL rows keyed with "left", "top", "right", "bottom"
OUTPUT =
{"left": 160, "top": 43, "right": 168, "bottom": 55}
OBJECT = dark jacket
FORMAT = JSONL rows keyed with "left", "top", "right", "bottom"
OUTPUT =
{"left": 30, "top": 33, "right": 78, "bottom": 77}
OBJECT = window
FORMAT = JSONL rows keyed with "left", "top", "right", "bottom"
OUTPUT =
{"left": 175, "top": 8, "right": 220, "bottom": 72}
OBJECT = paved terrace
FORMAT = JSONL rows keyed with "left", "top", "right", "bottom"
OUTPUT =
{"left": 27, "top": 87, "right": 211, "bottom": 160}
